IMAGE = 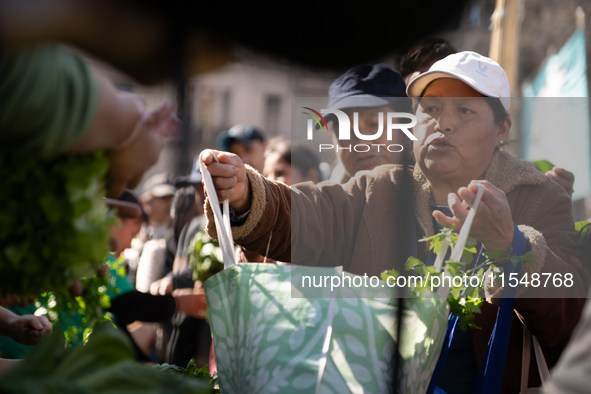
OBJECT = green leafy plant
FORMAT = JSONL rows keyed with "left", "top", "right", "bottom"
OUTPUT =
{"left": 190, "top": 230, "right": 224, "bottom": 283}
{"left": 37, "top": 257, "right": 130, "bottom": 345}
{"left": 0, "top": 152, "right": 117, "bottom": 297}
{"left": 575, "top": 220, "right": 590, "bottom": 234}
{"left": 38, "top": 274, "right": 112, "bottom": 345}
{"left": 381, "top": 225, "right": 536, "bottom": 330}
{"left": 153, "top": 358, "right": 219, "bottom": 393}
{"left": 532, "top": 159, "right": 555, "bottom": 174}
{"left": 0, "top": 321, "right": 213, "bottom": 393}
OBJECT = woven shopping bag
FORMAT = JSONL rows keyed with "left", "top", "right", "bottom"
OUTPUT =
{"left": 198, "top": 153, "right": 487, "bottom": 394}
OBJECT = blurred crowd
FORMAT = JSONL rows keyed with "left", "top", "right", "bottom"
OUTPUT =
{"left": 110, "top": 122, "right": 324, "bottom": 367}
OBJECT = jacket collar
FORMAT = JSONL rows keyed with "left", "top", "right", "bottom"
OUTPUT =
{"left": 410, "top": 148, "right": 547, "bottom": 238}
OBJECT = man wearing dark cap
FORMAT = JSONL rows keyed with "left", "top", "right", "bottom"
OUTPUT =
{"left": 217, "top": 124, "right": 267, "bottom": 173}
{"left": 325, "top": 64, "right": 412, "bottom": 183}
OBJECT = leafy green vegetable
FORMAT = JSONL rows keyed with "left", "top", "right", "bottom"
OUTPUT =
{"left": 0, "top": 152, "right": 117, "bottom": 297}
{"left": 37, "top": 273, "right": 113, "bottom": 345}
{"left": 531, "top": 160, "right": 555, "bottom": 174}
{"left": 153, "top": 359, "right": 219, "bottom": 393}
{"left": 190, "top": 231, "right": 224, "bottom": 283}
{"left": 382, "top": 225, "right": 536, "bottom": 330}
{"left": 575, "top": 220, "right": 590, "bottom": 234}
{"left": 0, "top": 322, "right": 213, "bottom": 394}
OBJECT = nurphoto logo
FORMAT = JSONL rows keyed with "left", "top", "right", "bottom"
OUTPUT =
{"left": 302, "top": 107, "right": 417, "bottom": 153}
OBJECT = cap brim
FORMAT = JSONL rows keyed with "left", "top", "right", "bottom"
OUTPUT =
{"left": 317, "top": 95, "right": 407, "bottom": 129}
{"left": 407, "top": 70, "right": 498, "bottom": 99}
{"left": 327, "top": 95, "right": 396, "bottom": 111}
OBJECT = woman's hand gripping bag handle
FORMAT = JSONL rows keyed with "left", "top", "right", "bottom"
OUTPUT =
{"left": 432, "top": 184, "right": 485, "bottom": 299}
{"left": 199, "top": 150, "right": 237, "bottom": 268}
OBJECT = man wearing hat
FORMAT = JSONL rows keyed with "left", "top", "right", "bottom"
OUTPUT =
{"left": 127, "top": 173, "right": 177, "bottom": 288}
{"left": 140, "top": 173, "right": 177, "bottom": 240}
{"left": 324, "top": 64, "right": 412, "bottom": 183}
{"left": 217, "top": 124, "right": 267, "bottom": 173}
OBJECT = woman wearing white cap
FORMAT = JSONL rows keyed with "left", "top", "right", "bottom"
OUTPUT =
{"left": 201, "top": 51, "right": 590, "bottom": 393}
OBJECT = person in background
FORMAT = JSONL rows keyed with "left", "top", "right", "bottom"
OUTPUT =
{"left": 398, "top": 37, "right": 458, "bottom": 86}
{"left": 325, "top": 64, "right": 413, "bottom": 184}
{"left": 106, "top": 191, "right": 207, "bottom": 362}
{"left": 0, "top": 44, "right": 178, "bottom": 198}
{"left": 170, "top": 186, "right": 202, "bottom": 254}
{"left": 136, "top": 186, "right": 199, "bottom": 293}
{"left": 140, "top": 173, "right": 177, "bottom": 240}
{"left": 139, "top": 186, "right": 202, "bottom": 361}
{"left": 175, "top": 161, "right": 205, "bottom": 211}
{"left": 263, "top": 138, "right": 321, "bottom": 185}
{"left": 217, "top": 124, "right": 267, "bottom": 173}
{"left": 150, "top": 159, "right": 210, "bottom": 367}
{"left": 126, "top": 173, "right": 177, "bottom": 285}
{"left": 0, "top": 42, "right": 176, "bottom": 375}
{"left": 150, "top": 160, "right": 207, "bottom": 295}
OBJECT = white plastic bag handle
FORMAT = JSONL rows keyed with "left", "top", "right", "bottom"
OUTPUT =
{"left": 436, "top": 184, "right": 485, "bottom": 299}
{"left": 199, "top": 150, "right": 237, "bottom": 268}
{"left": 449, "top": 184, "right": 485, "bottom": 262}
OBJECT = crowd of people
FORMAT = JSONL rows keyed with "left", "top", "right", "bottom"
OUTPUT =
{"left": 1, "top": 34, "right": 590, "bottom": 394}
{"left": 99, "top": 131, "right": 322, "bottom": 367}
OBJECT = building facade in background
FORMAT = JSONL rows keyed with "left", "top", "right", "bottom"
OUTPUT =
{"left": 87, "top": 0, "right": 591, "bottom": 218}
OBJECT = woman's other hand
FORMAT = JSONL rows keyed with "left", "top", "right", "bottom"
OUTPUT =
{"left": 546, "top": 167, "right": 574, "bottom": 196}
{"left": 433, "top": 180, "right": 514, "bottom": 253}
{"left": 200, "top": 150, "right": 251, "bottom": 214}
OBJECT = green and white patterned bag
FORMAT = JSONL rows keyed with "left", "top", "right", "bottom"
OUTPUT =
{"left": 199, "top": 153, "right": 452, "bottom": 394}
{"left": 205, "top": 264, "right": 449, "bottom": 394}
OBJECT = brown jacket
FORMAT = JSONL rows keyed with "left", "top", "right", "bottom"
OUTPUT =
{"left": 206, "top": 149, "right": 590, "bottom": 393}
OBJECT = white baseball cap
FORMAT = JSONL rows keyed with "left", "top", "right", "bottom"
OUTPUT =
{"left": 406, "top": 51, "right": 511, "bottom": 114}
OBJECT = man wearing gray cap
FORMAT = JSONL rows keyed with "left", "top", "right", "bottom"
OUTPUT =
{"left": 140, "top": 173, "right": 177, "bottom": 240}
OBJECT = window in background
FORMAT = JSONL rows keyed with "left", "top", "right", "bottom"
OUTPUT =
{"left": 265, "top": 94, "right": 281, "bottom": 134}
{"left": 468, "top": 3, "right": 482, "bottom": 28}
{"left": 221, "top": 89, "right": 232, "bottom": 129}
{"left": 196, "top": 87, "right": 215, "bottom": 130}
